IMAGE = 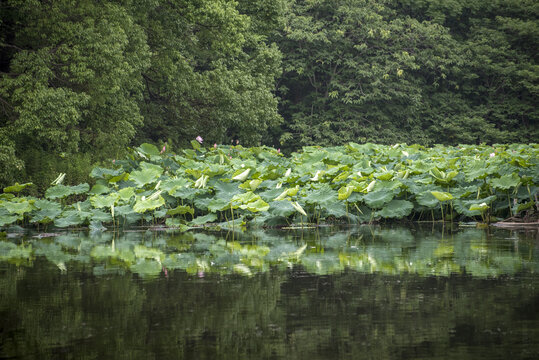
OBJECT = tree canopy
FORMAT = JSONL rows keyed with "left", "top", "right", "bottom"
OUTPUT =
{"left": 0, "top": 0, "right": 536, "bottom": 190}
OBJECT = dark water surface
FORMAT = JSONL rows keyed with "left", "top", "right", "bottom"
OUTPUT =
{"left": 1, "top": 225, "right": 538, "bottom": 359}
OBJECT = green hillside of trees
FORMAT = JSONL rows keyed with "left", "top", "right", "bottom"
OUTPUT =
{"left": 1, "top": 0, "right": 537, "bottom": 191}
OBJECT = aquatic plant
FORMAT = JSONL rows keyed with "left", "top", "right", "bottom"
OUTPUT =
{"left": 0, "top": 142, "right": 537, "bottom": 230}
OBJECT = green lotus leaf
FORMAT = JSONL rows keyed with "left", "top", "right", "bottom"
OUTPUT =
{"left": 430, "top": 191, "right": 454, "bottom": 202}
{"left": 89, "top": 184, "right": 110, "bottom": 195}
{"left": 363, "top": 191, "right": 394, "bottom": 209}
{"left": 54, "top": 211, "right": 85, "bottom": 227}
{"left": 304, "top": 184, "right": 338, "bottom": 204}
{"left": 45, "top": 183, "right": 89, "bottom": 199}
{"left": 239, "top": 199, "right": 270, "bottom": 213}
{"left": 90, "top": 193, "right": 119, "bottom": 208}
{"left": 90, "top": 167, "right": 123, "bottom": 179}
{"left": 415, "top": 191, "right": 439, "bottom": 208}
{"left": 2, "top": 200, "right": 33, "bottom": 215}
{"left": 191, "top": 213, "right": 217, "bottom": 225}
{"left": 269, "top": 200, "right": 296, "bottom": 217}
{"left": 324, "top": 201, "right": 348, "bottom": 218}
{"left": 89, "top": 209, "right": 112, "bottom": 222}
{"left": 165, "top": 217, "right": 191, "bottom": 229}
{"left": 239, "top": 179, "right": 262, "bottom": 191}
{"left": 375, "top": 200, "right": 414, "bottom": 219}
{"left": 130, "top": 259, "right": 163, "bottom": 278}
{"left": 337, "top": 186, "right": 354, "bottom": 200}
{"left": 0, "top": 214, "right": 19, "bottom": 226}
{"left": 232, "top": 191, "right": 260, "bottom": 205}
{"left": 167, "top": 205, "right": 195, "bottom": 216}
{"left": 31, "top": 203, "right": 62, "bottom": 223}
{"left": 3, "top": 182, "right": 33, "bottom": 193}
{"left": 161, "top": 178, "right": 190, "bottom": 193}
{"left": 118, "top": 187, "right": 135, "bottom": 201}
{"left": 207, "top": 198, "right": 231, "bottom": 212}
{"left": 515, "top": 201, "right": 534, "bottom": 213}
{"left": 133, "top": 195, "right": 165, "bottom": 213}
{"left": 137, "top": 143, "right": 160, "bottom": 157}
{"left": 375, "top": 171, "right": 393, "bottom": 181}
{"left": 489, "top": 173, "right": 520, "bottom": 190}
{"left": 129, "top": 168, "right": 162, "bottom": 187}
{"left": 114, "top": 205, "right": 134, "bottom": 217}
{"left": 232, "top": 168, "right": 251, "bottom": 181}
{"left": 469, "top": 203, "right": 489, "bottom": 212}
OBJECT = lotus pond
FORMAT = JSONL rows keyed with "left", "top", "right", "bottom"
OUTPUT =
{"left": 0, "top": 143, "right": 537, "bottom": 230}
{"left": 1, "top": 225, "right": 538, "bottom": 359}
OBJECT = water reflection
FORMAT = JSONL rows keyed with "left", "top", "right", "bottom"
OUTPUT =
{"left": 0, "top": 226, "right": 538, "bottom": 359}
{"left": 1, "top": 225, "right": 538, "bottom": 278}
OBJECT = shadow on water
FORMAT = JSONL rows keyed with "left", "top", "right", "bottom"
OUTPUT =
{"left": 1, "top": 224, "right": 538, "bottom": 359}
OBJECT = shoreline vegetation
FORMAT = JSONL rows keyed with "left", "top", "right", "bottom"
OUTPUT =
{"left": 1, "top": 142, "right": 537, "bottom": 232}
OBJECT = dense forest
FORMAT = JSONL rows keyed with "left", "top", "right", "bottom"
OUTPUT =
{"left": 0, "top": 0, "right": 537, "bottom": 190}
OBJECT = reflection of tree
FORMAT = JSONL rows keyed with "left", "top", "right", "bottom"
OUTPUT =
{"left": 0, "top": 227, "right": 538, "bottom": 358}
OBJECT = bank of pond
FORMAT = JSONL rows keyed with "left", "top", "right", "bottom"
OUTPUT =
{"left": 0, "top": 143, "right": 537, "bottom": 231}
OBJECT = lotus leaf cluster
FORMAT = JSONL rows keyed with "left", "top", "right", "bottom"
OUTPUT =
{"left": 0, "top": 143, "right": 537, "bottom": 229}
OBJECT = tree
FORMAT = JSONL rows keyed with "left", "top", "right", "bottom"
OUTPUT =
{"left": 0, "top": 0, "right": 150, "bottom": 189}
{"left": 132, "top": 0, "right": 283, "bottom": 148}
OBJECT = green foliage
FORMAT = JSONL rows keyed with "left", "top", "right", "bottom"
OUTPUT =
{"left": 275, "top": 0, "right": 538, "bottom": 151}
{"left": 0, "top": 143, "right": 537, "bottom": 229}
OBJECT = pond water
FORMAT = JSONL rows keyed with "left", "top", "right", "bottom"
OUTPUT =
{"left": 1, "top": 225, "right": 538, "bottom": 359}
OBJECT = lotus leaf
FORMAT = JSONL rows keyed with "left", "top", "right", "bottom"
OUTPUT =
{"left": 415, "top": 191, "right": 439, "bottom": 208}
{"left": 338, "top": 186, "right": 354, "bottom": 200}
{"left": 129, "top": 168, "right": 162, "bottom": 187}
{"left": 375, "top": 200, "right": 413, "bottom": 218}
{"left": 45, "top": 183, "right": 89, "bottom": 199}
{"left": 239, "top": 199, "right": 270, "bottom": 213}
{"left": 269, "top": 200, "right": 296, "bottom": 217}
{"left": 137, "top": 143, "right": 160, "bottom": 157}
{"left": 90, "top": 193, "right": 119, "bottom": 208}
{"left": 232, "top": 169, "right": 251, "bottom": 181}
{"left": 191, "top": 213, "right": 217, "bottom": 225}
{"left": 3, "top": 182, "right": 33, "bottom": 193}
{"left": 363, "top": 191, "right": 394, "bottom": 208}
{"left": 2, "top": 200, "right": 33, "bottom": 215}
{"left": 430, "top": 191, "right": 454, "bottom": 202}
{"left": 133, "top": 196, "right": 165, "bottom": 213}
{"left": 489, "top": 173, "right": 520, "bottom": 190}
{"left": 89, "top": 184, "right": 110, "bottom": 195}
{"left": 167, "top": 205, "right": 194, "bottom": 216}
{"left": 0, "top": 214, "right": 19, "bottom": 226}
